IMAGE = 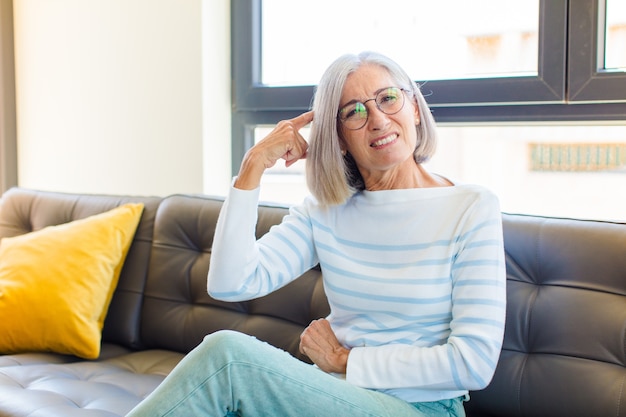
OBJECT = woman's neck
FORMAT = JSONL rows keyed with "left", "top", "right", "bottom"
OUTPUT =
{"left": 363, "top": 162, "right": 452, "bottom": 191}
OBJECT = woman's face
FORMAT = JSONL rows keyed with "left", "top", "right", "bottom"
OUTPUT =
{"left": 338, "top": 64, "right": 420, "bottom": 185}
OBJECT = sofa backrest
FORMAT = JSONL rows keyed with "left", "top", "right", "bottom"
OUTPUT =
{"left": 138, "top": 196, "right": 626, "bottom": 416}
{"left": 138, "top": 194, "right": 329, "bottom": 362}
{"left": 0, "top": 188, "right": 329, "bottom": 360}
{"left": 465, "top": 213, "right": 626, "bottom": 417}
{"left": 0, "top": 187, "right": 163, "bottom": 350}
{"left": 3, "top": 188, "right": 625, "bottom": 416}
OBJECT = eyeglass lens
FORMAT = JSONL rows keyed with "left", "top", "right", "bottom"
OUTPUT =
{"left": 338, "top": 87, "right": 405, "bottom": 130}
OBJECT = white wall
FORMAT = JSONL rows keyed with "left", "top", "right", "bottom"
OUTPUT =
{"left": 201, "top": 0, "right": 231, "bottom": 197}
{"left": 13, "top": 0, "right": 231, "bottom": 197}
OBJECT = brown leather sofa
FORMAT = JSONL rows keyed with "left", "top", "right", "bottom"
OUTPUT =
{"left": 0, "top": 187, "right": 624, "bottom": 417}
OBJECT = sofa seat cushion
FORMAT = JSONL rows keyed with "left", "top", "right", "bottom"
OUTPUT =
{"left": 0, "top": 349, "right": 183, "bottom": 417}
{"left": 0, "top": 343, "right": 136, "bottom": 368}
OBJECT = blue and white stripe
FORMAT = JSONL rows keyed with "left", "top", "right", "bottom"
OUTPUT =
{"left": 208, "top": 183, "right": 506, "bottom": 403}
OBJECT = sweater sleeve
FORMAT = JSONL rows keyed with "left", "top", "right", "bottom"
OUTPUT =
{"left": 207, "top": 184, "right": 318, "bottom": 301}
{"left": 346, "top": 190, "right": 506, "bottom": 392}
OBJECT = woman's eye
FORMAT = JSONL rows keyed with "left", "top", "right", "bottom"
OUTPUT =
{"left": 343, "top": 104, "right": 364, "bottom": 120}
{"left": 380, "top": 94, "right": 398, "bottom": 104}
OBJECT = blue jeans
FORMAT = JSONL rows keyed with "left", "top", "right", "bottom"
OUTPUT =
{"left": 126, "top": 330, "right": 466, "bottom": 417}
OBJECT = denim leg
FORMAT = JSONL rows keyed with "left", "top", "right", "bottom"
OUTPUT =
{"left": 126, "top": 330, "right": 433, "bottom": 417}
{"left": 411, "top": 396, "right": 467, "bottom": 417}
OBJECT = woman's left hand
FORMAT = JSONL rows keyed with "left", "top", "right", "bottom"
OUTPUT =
{"left": 299, "top": 318, "right": 350, "bottom": 374}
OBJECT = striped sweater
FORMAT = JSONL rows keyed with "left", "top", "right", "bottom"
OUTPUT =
{"left": 208, "top": 183, "right": 506, "bottom": 403}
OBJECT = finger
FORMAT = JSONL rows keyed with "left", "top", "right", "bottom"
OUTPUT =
{"left": 290, "top": 111, "right": 314, "bottom": 130}
{"left": 284, "top": 144, "right": 308, "bottom": 166}
{"left": 283, "top": 133, "right": 309, "bottom": 165}
{"left": 304, "top": 320, "right": 334, "bottom": 348}
{"left": 299, "top": 326, "right": 313, "bottom": 355}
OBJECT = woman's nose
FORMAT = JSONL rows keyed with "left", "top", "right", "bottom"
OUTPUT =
{"left": 366, "top": 103, "right": 390, "bottom": 130}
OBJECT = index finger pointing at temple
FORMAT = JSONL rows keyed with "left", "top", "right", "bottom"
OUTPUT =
{"left": 291, "top": 111, "right": 314, "bottom": 130}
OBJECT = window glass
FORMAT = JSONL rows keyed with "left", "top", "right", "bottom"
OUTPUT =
{"left": 262, "top": 0, "right": 539, "bottom": 86}
{"left": 255, "top": 124, "right": 626, "bottom": 222}
{"left": 605, "top": 0, "right": 626, "bottom": 70}
{"left": 430, "top": 124, "right": 626, "bottom": 222}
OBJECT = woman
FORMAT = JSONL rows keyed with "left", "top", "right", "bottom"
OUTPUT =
{"left": 127, "top": 52, "right": 506, "bottom": 417}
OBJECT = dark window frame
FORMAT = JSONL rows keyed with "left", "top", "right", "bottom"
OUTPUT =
{"left": 231, "top": 0, "right": 626, "bottom": 174}
{"left": 568, "top": 0, "right": 626, "bottom": 102}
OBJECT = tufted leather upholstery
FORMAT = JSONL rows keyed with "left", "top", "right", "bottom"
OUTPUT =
{"left": 0, "top": 188, "right": 328, "bottom": 416}
{"left": 0, "top": 188, "right": 163, "bottom": 351}
{"left": 466, "top": 214, "right": 626, "bottom": 417}
{"left": 138, "top": 194, "right": 328, "bottom": 357}
{"left": 0, "top": 348, "right": 183, "bottom": 417}
{"left": 0, "top": 188, "right": 625, "bottom": 417}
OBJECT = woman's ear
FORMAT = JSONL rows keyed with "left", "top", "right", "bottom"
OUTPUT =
{"left": 338, "top": 136, "right": 348, "bottom": 155}
{"left": 414, "top": 106, "right": 420, "bottom": 126}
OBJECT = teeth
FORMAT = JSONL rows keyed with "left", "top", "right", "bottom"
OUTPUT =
{"left": 371, "top": 134, "right": 397, "bottom": 147}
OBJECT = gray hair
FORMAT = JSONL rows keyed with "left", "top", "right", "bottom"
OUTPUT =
{"left": 306, "top": 51, "right": 438, "bottom": 206}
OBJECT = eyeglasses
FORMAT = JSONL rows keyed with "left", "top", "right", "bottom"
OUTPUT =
{"left": 337, "top": 87, "right": 408, "bottom": 130}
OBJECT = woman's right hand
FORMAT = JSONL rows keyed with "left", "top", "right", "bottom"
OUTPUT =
{"left": 300, "top": 318, "right": 349, "bottom": 374}
{"left": 234, "top": 111, "right": 314, "bottom": 190}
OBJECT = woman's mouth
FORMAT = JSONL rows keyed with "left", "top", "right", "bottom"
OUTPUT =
{"left": 370, "top": 134, "right": 398, "bottom": 148}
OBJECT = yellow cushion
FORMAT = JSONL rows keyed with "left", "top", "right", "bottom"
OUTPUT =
{"left": 0, "top": 203, "right": 144, "bottom": 359}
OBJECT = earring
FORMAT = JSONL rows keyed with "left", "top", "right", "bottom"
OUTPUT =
{"left": 341, "top": 149, "right": 347, "bottom": 156}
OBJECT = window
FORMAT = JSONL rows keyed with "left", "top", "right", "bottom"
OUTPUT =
{"left": 261, "top": 0, "right": 539, "bottom": 86}
{"left": 604, "top": 0, "right": 626, "bottom": 70}
{"left": 232, "top": 0, "right": 626, "bottom": 221}
{"left": 254, "top": 123, "right": 626, "bottom": 222}
{"left": 429, "top": 124, "right": 626, "bottom": 222}
{"left": 567, "top": 0, "right": 626, "bottom": 102}
{"left": 233, "top": 0, "right": 567, "bottom": 114}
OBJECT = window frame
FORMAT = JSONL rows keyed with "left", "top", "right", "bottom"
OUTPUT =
{"left": 568, "top": 0, "right": 626, "bottom": 102}
{"left": 231, "top": 0, "right": 626, "bottom": 174}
